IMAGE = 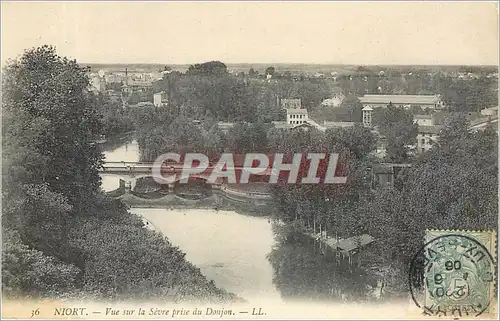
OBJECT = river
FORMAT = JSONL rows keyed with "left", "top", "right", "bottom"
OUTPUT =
{"left": 100, "top": 139, "right": 282, "bottom": 303}
{"left": 99, "top": 139, "right": 386, "bottom": 308}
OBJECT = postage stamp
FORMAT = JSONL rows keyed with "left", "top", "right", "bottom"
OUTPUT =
{"left": 410, "top": 230, "right": 497, "bottom": 318}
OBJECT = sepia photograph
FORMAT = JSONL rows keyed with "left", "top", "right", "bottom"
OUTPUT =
{"left": 1, "top": 1, "right": 499, "bottom": 319}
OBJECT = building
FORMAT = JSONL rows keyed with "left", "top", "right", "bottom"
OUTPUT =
{"left": 272, "top": 121, "right": 315, "bottom": 131}
{"left": 290, "top": 122, "right": 315, "bottom": 131}
{"left": 469, "top": 115, "right": 499, "bottom": 132}
{"left": 372, "top": 139, "right": 388, "bottom": 159}
{"left": 286, "top": 108, "right": 308, "bottom": 126}
{"left": 280, "top": 98, "right": 302, "bottom": 109}
{"left": 480, "top": 106, "right": 498, "bottom": 117}
{"left": 371, "top": 164, "right": 394, "bottom": 188}
{"left": 416, "top": 126, "right": 440, "bottom": 153}
{"left": 105, "top": 73, "right": 123, "bottom": 84}
{"left": 323, "top": 121, "right": 355, "bottom": 129}
{"left": 126, "top": 79, "right": 153, "bottom": 93}
{"left": 413, "top": 114, "right": 433, "bottom": 127}
{"left": 217, "top": 122, "right": 235, "bottom": 134}
{"left": 153, "top": 91, "right": 168, "bottom": 107}
{"left": 359, "top": 94, "right": 444, "bottom": 110}
{"left": 321, "top": 93, "right": 345, "bottom": 108}
{"left": 121, "top": 84, "right": 133, "bottom": 95}
{"left": 129, "top": 101, "right": 155, "bottom": 108}
{"left": 369, "top": 163, "right": 412, "bottom": 189}
{"left": 89, "top": 74, "right": 105, "bottom": 93}
{"left": 362, "top": 106, "right": 374, "bottom": 127}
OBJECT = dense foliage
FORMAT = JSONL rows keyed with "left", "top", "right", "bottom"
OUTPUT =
{"left": 268, "top": 115, "right": 498, "bottom": 298}
{"left": 2, "top": 46, "right": 237, "bottom": 302}
{"left": 94, "top": 93, "right": 134, "bottom": 138}
{"left": 373, "top": 104, "right": 418, "bottom": 162}
{"left": 151, "top": 62, "right": 332, "bottom": 123}
{"left": 360, "top": 116, "right": 498, "bottom": 266}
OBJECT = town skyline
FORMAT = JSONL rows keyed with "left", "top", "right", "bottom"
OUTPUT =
{"left": 2, "top": 1, "right": 498, "bottom": 66}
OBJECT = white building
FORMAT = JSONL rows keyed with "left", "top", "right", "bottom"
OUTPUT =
{"left": 321, "top": 93, "right": 345, "bottom": 108}
{"left": 89, "top": 74, "right": 105, "bottom": 93}
{"left": 359, "top": 94, "right": 444, "bottom": 110}
{"left": 153, "top": 92, "right": 168, "bottom": 107}
{"left": 413, "top": 114, "right": 434, "bottom": 127}
{"left": 362, "top": 106, "right": 374, "bottom": 127}
{"left": 217, "top": 122, "right": 235, "bottom": 134}
{"left": 416, "top": 126, "right": 440, "bottom": 153}
{"left": 480, "top": 106, "right": 498, "bottom": 117}
{"left": 286, "top": 108, "right": 308, "bottom": 126}
{"left": 469, "top": 115, "right": 499, "bottom": 132}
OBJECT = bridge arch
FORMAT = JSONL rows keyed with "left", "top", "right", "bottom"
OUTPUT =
{"left": 99, "top": 173, "right": 156, "bottom": 192}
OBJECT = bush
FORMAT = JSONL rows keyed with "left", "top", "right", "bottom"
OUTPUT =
{"left": 70, "top": 214, "right": 238, "bottom": 303}
{"left": 2, "top": 230, "right": 80, "bottom": 299}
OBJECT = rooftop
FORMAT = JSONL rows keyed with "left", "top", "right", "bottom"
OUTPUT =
{"left": 470, "top": 115, "right": 499, "bottom": 127}
{"left": 287, "top": 108, "right": 308, "bottom": 115}
{"left": 359, "top": 94, "right": 441, "bottom": 105}
{"left": 418, "top": 125, "right": 441, "bottom": 134}
{"left": 323, "top": 121, "right": 355, "bottom": 128}
{"left": 130, "top": 102, "right": 154, "bottom": 107}
{"left": 217, "top": 122, "right": 236, "bottom": 129}
{"left": 414, "top": 114, "right": 433, "bottom": 119}
{"left": 336, "top": 234, "right": 375, "bottom": 252}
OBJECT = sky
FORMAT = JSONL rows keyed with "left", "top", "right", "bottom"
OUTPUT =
{"left": 1, "top": 1, "right": 499, "bottom": 66}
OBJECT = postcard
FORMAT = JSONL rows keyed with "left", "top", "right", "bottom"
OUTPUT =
{"left": 1, "top": 1, "right": 498, "bottom": 319}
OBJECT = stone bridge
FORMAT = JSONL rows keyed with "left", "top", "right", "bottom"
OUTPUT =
{"left": 99, "top": 161, "right": 272, "bottom": 192}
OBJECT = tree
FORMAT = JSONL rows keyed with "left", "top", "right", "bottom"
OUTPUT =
{"left": 268, "top": 125, "right": 377, "bottom": 239}
{"left": 265, "top": 66, "right": 276, "bottom": 77}
{"left": 97, "top": 92, "right": 134, "bottom": 137}
{"left": 2, "top": 46, "right": 103, "bottom": 252}
{"left": 186, "top": 61, "right": 227, "bottom": 76}
{"left": 248, "top": 68, "right": 258, "bottom": 77}
{"left": 332, "top": 95, "right": 363, "bottom": 122}
{"left": 2, "top": 229, "right": 80, "bottom": 298}
{"left": 357, "top": 115, "right": 497, "bottom": 290}
{"left": 2, "top": 46, "right": 240, "bottom": 303}
{"left": 372, "top": 104, "right": 417, "bottom": 163}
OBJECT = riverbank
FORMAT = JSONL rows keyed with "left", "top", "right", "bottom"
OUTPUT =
{"left": 118, "top": 192, "right": 274, "bottom": 217}
{"left": 99, "top": 131, "right": 136, "bottom": 153}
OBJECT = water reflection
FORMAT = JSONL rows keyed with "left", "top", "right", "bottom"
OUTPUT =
{"left": 100, "top": 175, "right": 121, "bottom": 192}
{"left": 267, "top": 232, "right": 379, "bottom": 302}
{"left": 99, "top": 138, "right": 139, "bottom": 192}
{"left": 100, "top": 138, "right": 140, "bottom": 162}
{"left": 135, "top": 208, "right": 281, "bottom": 303}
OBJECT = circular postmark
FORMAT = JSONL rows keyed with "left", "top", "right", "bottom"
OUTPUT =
{"left": 409, "top": 233, "right": 496, "bottom": 318}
